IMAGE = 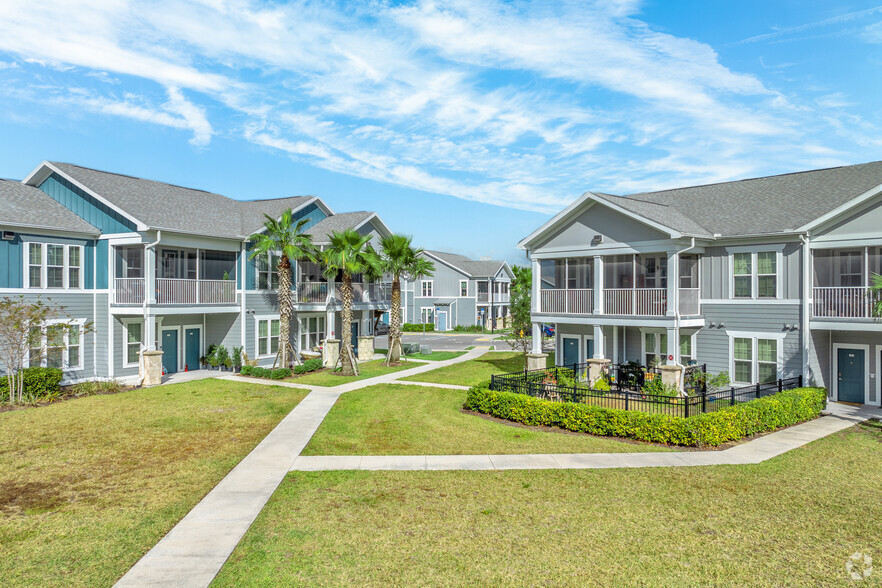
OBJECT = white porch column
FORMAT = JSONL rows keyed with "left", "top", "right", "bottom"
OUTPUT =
{"left": 666, "top": 250, "right": 678, "bottom": 317}
{"left": 666, "top": 326, "right": 679, "bottom": 365}
{"left": 326, "top": 309, "right": 336, "bottom": 341}
{"left": 531, "top": 322, "right": 542, "bottom": 354}
{"left": 593, "top": 324, "right": 605, "bottom": 359}
{"left": 146, "top": 244, "right": 157, "bottom": 304}
{"left": 144, "top": 312, "right": 157, "bottom": 351}
{"left": 593, "top": 256, "right": 603, "bottom": 314}
{"left": 531, "top": 257, "right": 540, "bottom": 313}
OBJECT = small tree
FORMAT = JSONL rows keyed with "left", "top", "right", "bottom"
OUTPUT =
{"left": 0, "top": 296, "right": 86, "bottom": 404}
{"left": 501, "top": 265, "right": 532, "bottom": 358}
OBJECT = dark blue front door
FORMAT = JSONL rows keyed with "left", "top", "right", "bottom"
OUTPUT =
{"left": 562, "top": 338, "right": 579, "bottom": 367}
{"left": 350, "top": 322, "right": 359, "bottom": 350}
{"left": 161, "top": 330, "right": 178, "bottom": 374}
{"left": 185, "top": 328, "right": 200, "bottom": 371}
{"left": 837, "top": 348, "right": 865, "bottom": 403}
{"left": 586, "top": 339, "right": 594, "bottom": 361}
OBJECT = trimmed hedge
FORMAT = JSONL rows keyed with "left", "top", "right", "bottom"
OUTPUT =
{"left": 241, "top": 358, "right": 323, "bottom": 379}
{"left": 402, "top": 323, "right": 434, "bottom": 332}
{"left": 465, "top": 386, "right": 827, "bottom": 447}
{"left": 0, "top": 367, "right": 64, "bottom": 402}
{"left": 294, "top": 358, "right": 323, "bottom": 374}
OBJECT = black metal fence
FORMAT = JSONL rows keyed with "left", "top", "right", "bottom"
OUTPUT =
{"left": 489, "top": 364, "right": 803, "bottom": 418}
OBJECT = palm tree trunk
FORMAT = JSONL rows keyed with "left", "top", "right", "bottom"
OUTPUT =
{"left": 340, "top": 272, "right": 356, "bottom": 376}
{"left": 278, "top": 256, "right": 293, "bottom": 368}
{"left": 387, "top": 275, "right": 402, "bottom": 364}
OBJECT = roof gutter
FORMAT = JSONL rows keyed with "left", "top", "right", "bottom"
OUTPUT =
{"left": 674, "top": 237, "right": 696, "bottom": 384}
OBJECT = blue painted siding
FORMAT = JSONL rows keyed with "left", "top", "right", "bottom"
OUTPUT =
{"left": 38, "top": 173, "right": 136, "bottom": 234}
{"left": 0, "top": 234, "right": 23, "bottom": 288}
{"left": 245, "top": 244, "right": 256, "bottom": 290}
{"left": 95, "top": 240, "right": 109, "bottom": 289}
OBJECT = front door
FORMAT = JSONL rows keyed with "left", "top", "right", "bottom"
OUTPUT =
{"left": 586, "top": 339, "right": 594, "bottom": 361}
{"left": 350, "top": 322, "right": 358, "bottom": 351}
{"left": 185, "top": 328, "right": 200, "bottom": 371}
{"left": 562, "top": 338, "right": 579, "bottom": 368}
{"left": 161, "top": 329, "right": 178, "bottom": 374}
{"left": 837, "top": 348, "right": 865, "bottom": 403}
{"left": 438, "top": 311, "right": 447, "bottom": 331}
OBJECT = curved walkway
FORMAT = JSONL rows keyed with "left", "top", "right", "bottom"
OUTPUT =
{"left": 116, "top": 348, "right": 881, "bottom": 587}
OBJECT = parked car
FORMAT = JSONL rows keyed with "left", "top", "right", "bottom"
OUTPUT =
{"left": 543, "top": 324, "right": 555, "bottom": 337}
{"left": 376, "top": 321, "right": 390, "bottom": 336}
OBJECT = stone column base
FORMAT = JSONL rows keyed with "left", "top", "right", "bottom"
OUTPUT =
{"left": 323, "top": 339, "right": 340, "bottom": 368}
{"left": 587, "top": 358, "right": 611, "bottom": 388}
{"left": 658, "top": 364, "right": 685, "bottom": 394}
{"left": 141, "top": 350, "right": 163, "bottom": 386}
{"left": 526, "top": 352, "right": 548, "bottom": 371}
{"left": 357, "top": 336, "right": 374, "bottom": 362}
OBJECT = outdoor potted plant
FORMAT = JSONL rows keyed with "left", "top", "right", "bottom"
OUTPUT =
{"left": 216, "top": 345, "right": 229, "bottom": 371}
{"left": 231, "top": 346, "right": 243, "bottom": 373}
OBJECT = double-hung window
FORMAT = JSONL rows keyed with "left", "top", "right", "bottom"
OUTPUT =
{"left": 26, "top": 243, "right": 84, "bottom": 289}
{"left": 732, "top": 335, "right": 780, "bottom": 384}
{"left": 421, "top": 281, "right": 433, "bottom": 297}
{"left": 257, "top": 254, "right": 280, "bottom": 290}
{"left": 679, "top": 335, "right": 693, "bottom": 365}
{"left": 125, "top": 321, "right": 143, "bottom": 366}
{"left": 460, "top": 280, "right": 468, "bottom": 297}
{"left": 28, "top": 320, "right": 85, "bottom": 371}
{"left": 257, "top": 318, "right": 280, "bottom": 356}
{"left": 643, "top": 331, "right": 667, "bottom": 367}
{"left": 300, "top": 317, "right": 325, "bottom": 351}
{"left": 420, "top": 307, "right": 434, "bottom": 324}
{"left": 731, "top": 249, "right": 780, "bottom": 299}
{"left": 733, "top": 253, "right": 752, "bottom": 298}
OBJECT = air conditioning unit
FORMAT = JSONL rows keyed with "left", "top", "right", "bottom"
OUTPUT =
{"left": 1, "top": 231, "right": 14, "bottom": 241}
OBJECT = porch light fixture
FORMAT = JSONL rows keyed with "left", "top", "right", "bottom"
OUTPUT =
{"left": 591, "top": 234, "right": 603, "bottom": 246}
{"left": 1, "top": 231, "right": 13, "bottom": 240}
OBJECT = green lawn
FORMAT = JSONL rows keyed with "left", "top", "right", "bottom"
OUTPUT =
{"left": 374, "top": 349, "right": 465, "bottom": 361}
{"left": 215, "top": 421, "right": 882, "bottom": 587}
{"left": 400, "top": 351, "right": 554, "bottom": 387}
{"left": 0, "top": 379, "right": 307, "bottom": 587}
{"left": 288, "top": 360, "right": 415, "bottom": 387}
{"left": 301, "top": 384, "right": 670, "bottom": 455}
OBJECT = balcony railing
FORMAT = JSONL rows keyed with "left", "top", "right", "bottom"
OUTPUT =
{"left": 477, "top": 292, "right": 509, "bottom": 304}
{"left": 298, "top": 282, "right": 392, "bottom": 304}
{"left": 114, "top": 278, "right": 145, "bottom": 304}
{"left": 812, "top": 286, "right": 880, "bottom": 318}
{"left": 604, "top": 288, "right": 667, "bottom": 316}
{"left": 540, "top": 289, "right": 593, "bottom": 314}
{"left": 156, "top": 278, "right": 236, "bottom": 304}
{"left": 678, "top": 288, "right": 700, "bottom": 316}
{"left": 297, "top": 281, "right": 329, "bottom": 303}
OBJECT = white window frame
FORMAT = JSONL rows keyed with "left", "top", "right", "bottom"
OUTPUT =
{"left": 255, "top": 315, "right": 281, "bottom": 358}
{"left": 727, "top": 245, "right": 784, "bottom": 300}
{"left": 23, "top": 242, "right": 85, "bottom": 290}
{"left": 122, "top": 318, "right": 144, "bottom": 369}
{"left": 257, "top": 252, "right": 280, "bottom": 291}
{"left": 679, "top": 332, "right": 697, "bottom": 365}
{"left": 420, "top": 307, "right": 434, "bottom": 324}
{"left": 26, "top": 319, "right": 86, "bottom": 371}
{"left": 421, "top": 280, "right": 433, "bottom": 297}
{"left": 299, "top": 315, "right": 326, "bottom": 352}
{"left": 640, "top": 328, "right": 668, "bottom": 367}
{"left": 727, "top": 330, "right": 786, "bottom": 386}
{"left": 459, "top": 280, "right": 468, "bottom": 297}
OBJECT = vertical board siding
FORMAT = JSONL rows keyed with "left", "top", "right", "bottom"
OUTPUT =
{"left": 96, "top": 240, "right": 109, "bottom": 289}
{"left": 0, "top": 234, "right": 23, "bottom": 288}
{"left": 38, "top": 173, "right": 135, "bottom": 234}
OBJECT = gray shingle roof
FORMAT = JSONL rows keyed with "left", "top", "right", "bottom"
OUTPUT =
{"left": 50, "top": 162, "right": 312, "bottom": 238}
{"left": 426, "top": 250, "right": 507, "bottom": 278}
{"left": 603, "top": 160, "right": 882, "bottom": 237}
{"left": 308, "top": 212, "right": 376, "bottom": 244}
{"left": 0, "top": 180, "right": 99, "bottom": 235}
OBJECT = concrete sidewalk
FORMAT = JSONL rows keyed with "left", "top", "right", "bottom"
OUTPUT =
{"left": 291, "top": 402, "right": 882, "bottom": 472}
{"left": 115, "top": 347, "right": 490, "bottom": 587}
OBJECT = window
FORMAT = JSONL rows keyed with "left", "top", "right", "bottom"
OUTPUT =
{"left": 421, "top": 281, "right": 433, "bottom": 297}
{"left": 117, "top": 246, "right": 144, "bottom": 278}
{"left": 257, "top": 318, "right": 280, "bottom": 356}
{"left": 679, "top": 254, "right": 698, "bottom": 289}
{"left": 28, "top": 320, "right": 85, "bottom": 370}
{"left": 420, "top": 307, "right": 434, "bottom": 324}
{"left": 257, "top": 254, "right": 279, "bottom": 290}
{"left": 125, "top": 321, "right": 143, "bottom": 366}
{"left": 460, "top": 280, "right": 468, "bottom": 297}
{"left": 731, "top": 335, "right": 780, "bottom": 384}
{"left": 680, "top": 335, "right": 693, "bottom": 365}
{"left": 839, "top": 251, "right": 862, "bottom": 287}
{"left": 731, "top": 250, "right": 779, "bottom": 299}
{"left": 643, "top": 332, "right": 667, "bottom": 366}
{"left": 25, "top": 243, "right": 84, "bottom": 289}
{"left": 300, "top": 316, "right": 325, "bottom": 351}
{"left": 733, "top": 253, "right": 752, "bottom": 298}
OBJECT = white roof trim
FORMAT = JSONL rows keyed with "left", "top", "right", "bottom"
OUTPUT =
{"left": 353, "top": 212, "right": 393, "bottom": 239}
{"left": 796, "top": 182, "right": 882, "bottom": 233}
{"left": 22, "top": 161, "right": 149, "bottom": 231}
{"left": 423, "top": 251, "right": 472, "bottom": 277}
{"left": 517, "top": 192, "right": 594, "bottom": 250}
{"left": 247, "top": 196, "right": 328, "bottom": 237}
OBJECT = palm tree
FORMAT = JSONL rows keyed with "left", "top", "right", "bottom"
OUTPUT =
{"left": 378, "top": 235, "right": 434, "bottom": 365}
{"left": 321, "top": 229, "right": 383, "bottom": 376}
{"left": 249, "top": 210, "right": 316, "bottom": 369}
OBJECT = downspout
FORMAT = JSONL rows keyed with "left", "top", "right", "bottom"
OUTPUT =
{"left": 673, "top": 237, "right": 697, "bottom": 365}
{"left": 800, "top": 232, "right": 811, "bottom": 387}
{"left": 138, "top": 230, "right": 161, "bottom": 386}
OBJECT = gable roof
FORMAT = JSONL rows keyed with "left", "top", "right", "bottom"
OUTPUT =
{"left": 308, "top": 211, "right": 380, "bottom": 245}
{"left": 521, "top": 160, "right": 882, "bottom": 249}
{"left": 424, "top": 250, "right": 509, "bottom": 278}
{"left": 27, "top": 162, "right": 314, "bottom": 239}
{"left": 0, "top": 179, "right": 99, "bottom": 235}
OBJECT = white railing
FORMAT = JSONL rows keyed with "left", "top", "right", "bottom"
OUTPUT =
{"left": 155, "top": 278, "right": 236, "bottom": 304}
{"left": 493, "top": 292, "right": 511, "bottom": 303}
{"left": 603, "top": 288, "right": 667, "bottom": 316}
{"left": 477, "top": 292, "right": 489, "bottom": 303}
{"left": 297, "top": 282, "right": 329, "bottom": 303}
{"left": 114, "top": 278, "right": 145, "bottom": 304}
{"left": 368, "top": 283, "right": 392, "bottom": 302}
{"left": 539, "top": 289, "right": 592, "bottom": 314}
{"left": 678, "top": 288, "right": 700, "bottom": 316}
{"left": 812, "top": 286, "right": 879, "bottom": 318}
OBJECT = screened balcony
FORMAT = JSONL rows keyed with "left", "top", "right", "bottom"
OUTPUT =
{"left": 296, "top": 262, "right": 391, "bottom": 304}
{"left": 812, "top": 248, "right": 882, "bottom": 318}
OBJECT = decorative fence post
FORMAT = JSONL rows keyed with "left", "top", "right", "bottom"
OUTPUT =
{"left": 755, "top": 383, "right": 760, "bottom": 399}
{"left": 777, "top": 379, "right": 783, "bottom": 394}
{"left": 730, "top": 387, "right": 735, "bottom": 407}
{"left": 625, "top": 393, "right": 629, "bottom": 411}
{"left": 684, "top": 396, "right": 689, "bottom": 418}
{"left": 701, "top": 391, "right": 707, "bottom": 413}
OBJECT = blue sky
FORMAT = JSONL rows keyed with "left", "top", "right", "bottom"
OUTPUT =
{"left": 1, "top": 1, "right": 881, "bottom": 265}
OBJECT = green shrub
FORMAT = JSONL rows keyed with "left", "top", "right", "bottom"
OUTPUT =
{"left": 294, "top": 358, "right": 323, "bottom": 374}
{"left": 0, "top": 367, "right": 64, "bottom": 403}
{"left": 402, "top": 323, "right": 434, "bottom": 332}
{"left": 642, "top": 375, "right": 679, "bottom": 398}
{"left": 466, "top": 386, "right": 827, "bottom": 447}
{"left": 270, "top": 368, "right": 292, "bottom": 380}
{"left": 239, "top": 365, "right": 254, "bottom": 376}
{"left": 68, "top": 379, "right": 124, "bottom": 397}
{"left": 452, "top": 325, "right": 485, "bottom": 333}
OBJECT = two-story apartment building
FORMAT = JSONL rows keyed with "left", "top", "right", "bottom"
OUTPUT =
{"left": 519, "top": 161, "right": 882, "bottom": 406}
{"left": 1, "top": 161, "right": 393, "bottom": 384}
{"left": 403, "top": 250, "right": 513, "bottom": 330}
